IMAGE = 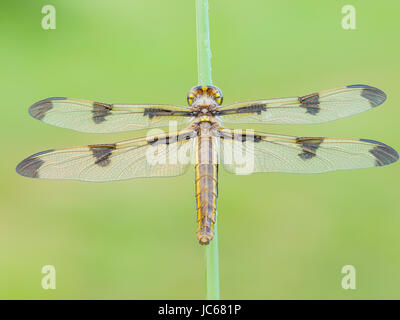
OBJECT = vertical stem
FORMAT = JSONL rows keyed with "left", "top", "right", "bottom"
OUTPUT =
{"left": 196, "top": 0, "right": 213, "bottom": 85}
{"left": 195, "top": 0, "right": 220, "bottom": 300}
{"left": 205, "top": 221, "right": 220, "bottom": 299}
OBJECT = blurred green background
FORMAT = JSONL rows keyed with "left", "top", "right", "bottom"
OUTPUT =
{"left": 2, "top": 0, "right": 400, "bottom": 299}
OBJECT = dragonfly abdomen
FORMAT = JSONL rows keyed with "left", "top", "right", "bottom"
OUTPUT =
{"left": 195, "top": 163, "right": 218, "bottom": 245}
{"left": 195, "top": 122, "right": 218, "bottom": 245}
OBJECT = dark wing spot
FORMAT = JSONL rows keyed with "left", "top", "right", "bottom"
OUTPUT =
{"left": 239, "top": 104, "right": 267, "bottom": 115}
{"left": 346, "top": 85, "right": 386, "bottom": 107}
{"left": 296, "top": 138, "right": 324, "bottom": 160}
{"left": 29, "top": 97, "right": 66, "bottom": 120}
{"left": 143, "top": 108, "right": 161, "bottom": 120}
{"left": 360, "top": 139, "right": 399, "bottom": 166}
{"left": 149, "top": 137, "right": 159, "bottom": 145}
{"left": 216, "top": 130, "right": 231, "bottom": 140}
{"left": 217, "top": 104, "right": 267, "bottom": 116}
{"left": 216, "top": 131, "right": 262, "bottom": 143}
{"left": 178, "top": 131, "right": 197, "bottom": 141}
{"left": 240, "top": 134, "right": 262, "bottom": 142}
{"left": 143, "top": 108, "right": 192, "bottom": 119}
{"left": 299, "top": 93, "right": 320, "bottom": 115}
{"left": 148, "top": 131, "right": 196, "bottom": 146}
{"left": 253, "top": 135, "right": 262, "bottom": 142}
{"left": 16, "top": 149, "right": 54, "bottom": 178}
{"left": 148, "top": 136, "right": 171, "bottom": 146}
{"left": 361, "top": 87, "right": 386, "bottom": 107}
{"left": 92, "top": 102, "right": 113, "bottom": 124}
{"left": 89, "top": 144, "right": 116, "bottom": 167}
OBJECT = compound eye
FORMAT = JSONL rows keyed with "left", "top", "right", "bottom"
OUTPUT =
{"left": 187, "top": 85, "right": 223, "bottom": 105}
{"left": 213, "top": 88, "right": 223, "bottom": 105}
{"left": 187, "top": 92, "right": 195, "bottom": 106}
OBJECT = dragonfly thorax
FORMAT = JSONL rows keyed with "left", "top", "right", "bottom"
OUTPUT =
{"left": 187, "top": 85, "right": 223, "bottom": 122}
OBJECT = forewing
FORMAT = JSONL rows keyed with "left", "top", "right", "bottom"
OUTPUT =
{"left": 217, "top": 129, "right": 398, "bottom": 174}
{"left": 16, "top": 129, "right": 197, "bottom": 181}
{"left": 29, "top": 97, "right": 192, "bottom": 133}
{"left": 217, "top": 85, "right": 386, "bottom": 124}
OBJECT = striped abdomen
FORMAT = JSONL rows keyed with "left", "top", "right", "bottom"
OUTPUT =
{"left": 195, "top": 122, "right": 218, "bottom": 245}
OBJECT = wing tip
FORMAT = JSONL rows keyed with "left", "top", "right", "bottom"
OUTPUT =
{"left": 346, "top": 84, "right": 386, "bottom": 107}
{"left": 359, "top": 139, "right": 399, "bottom": 167}
{"left": 29, "top": 97, "right": 67, "bottom": 120}
{"left": 16, "top": 150, "right": 54, "bottom": 178}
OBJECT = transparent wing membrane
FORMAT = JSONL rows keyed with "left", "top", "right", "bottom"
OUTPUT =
{"left": 217, "top": 85, "right": 386, "bottom": 125}
{"left": 29, "top": 97, "right": 192, "bottom": 133}
{"left": 18, "top": 84, "right": 397, "bottom": 181}
{"left": 16, "top": 129, "right": 197, "bottom": 181}
{"left": 217, "top": 129, "right": 398, "bottom": 174}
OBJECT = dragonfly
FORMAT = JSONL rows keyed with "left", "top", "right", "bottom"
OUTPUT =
{"left": 16, "top": 84, "right": 398, "bottom": 244}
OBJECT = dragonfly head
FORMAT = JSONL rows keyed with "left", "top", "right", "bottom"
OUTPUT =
{"left": 187, "top": 85, "right": 223, "bottom": 107}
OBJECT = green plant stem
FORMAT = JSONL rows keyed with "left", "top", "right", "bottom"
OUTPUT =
{"left": 205, "top": 221, "right": 220, "bottom": 300}
{"left": 196, "top": 0, "right": 212, "bottom": 85}
{"left": 195, "top": 0, "right": 220, "bottom": 300}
